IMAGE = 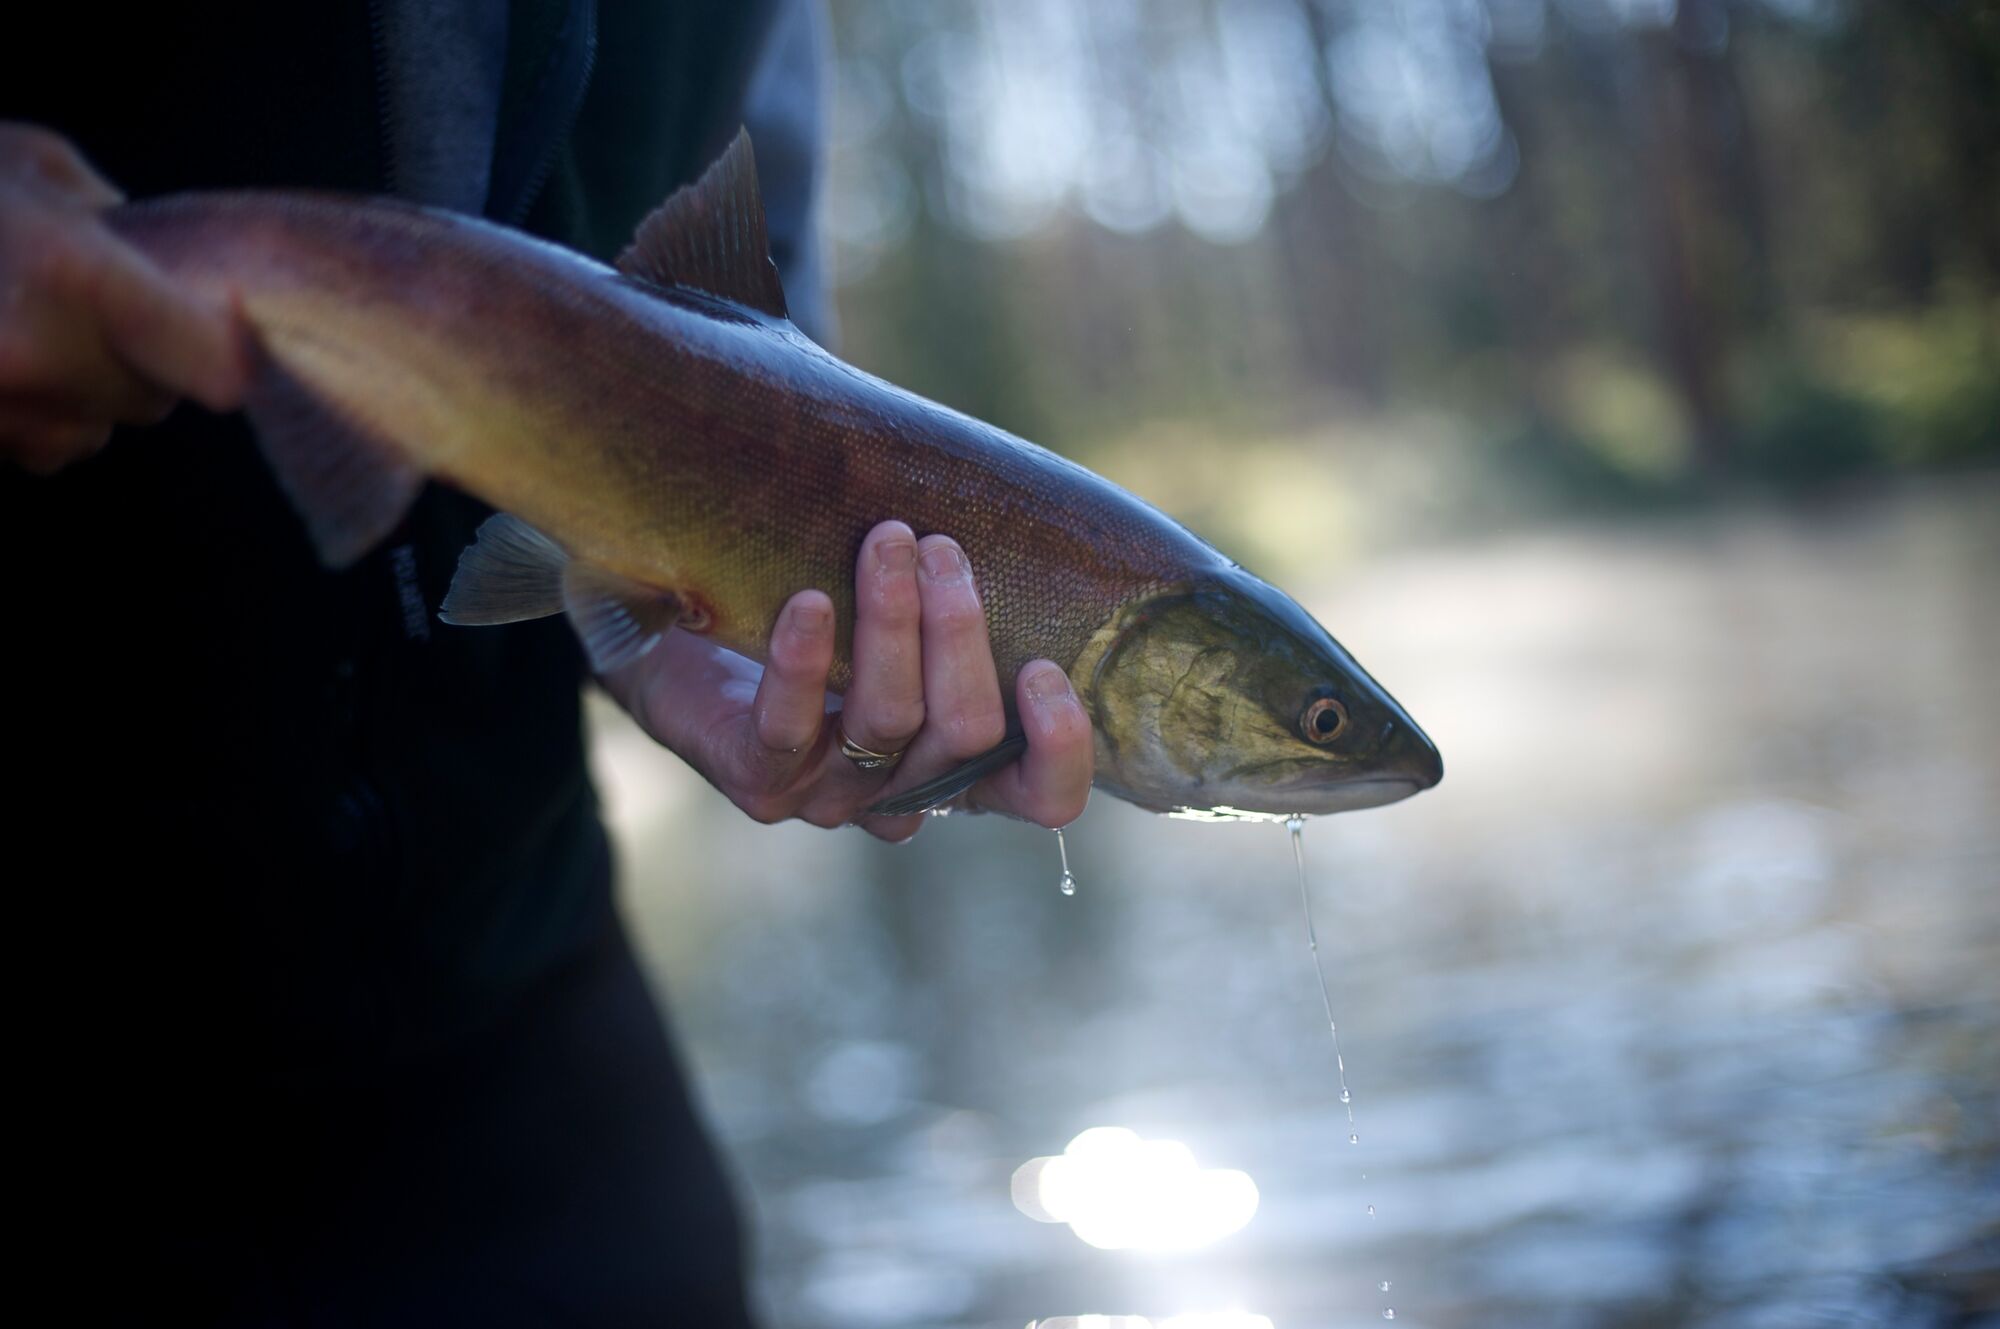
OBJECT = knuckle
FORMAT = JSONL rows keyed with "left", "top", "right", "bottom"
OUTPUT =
{"left": 34, "top": 139, "right": 84, "bottom": 185}
{"left": 861, "top": 697, "right": 925, "bottom": 745}
{"left": 943, "top": 704, "right": 1006, "bottom": 758}
{"left": 768, "top": 630, "right": 826, "bottom": 679}
{"left": 0, "top": 123, "right": 61, "bottom": 170}
{"left": 736, "top": 790, "right": 790, "bottom": 826}
{"left": 929, "top": 595, "right": 986, "bottom": 636}
{"left": 755, "top": 717, "right": 817, "bottom": 756}
{"left": 12, "top": 124, "right": 68, "bottom": 161}
{"left": 1, "top": 127, "right": 112, "bottom": 203}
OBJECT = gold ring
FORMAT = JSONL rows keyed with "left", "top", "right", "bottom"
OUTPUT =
{"left": 838, "top": 724, "right": 905, "bottom": 771}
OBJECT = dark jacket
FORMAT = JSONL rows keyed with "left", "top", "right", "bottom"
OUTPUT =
{"left": 4, "top": 3, "right": 825, "bottom": 1321}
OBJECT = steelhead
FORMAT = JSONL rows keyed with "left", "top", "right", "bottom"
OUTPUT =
{"left": 108, "top": 132, "right": 1441, "bottom": 819}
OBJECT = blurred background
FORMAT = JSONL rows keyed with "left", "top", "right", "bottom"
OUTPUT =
{"left": 597, "top": 1, "right": 1999, "bottom": 1325}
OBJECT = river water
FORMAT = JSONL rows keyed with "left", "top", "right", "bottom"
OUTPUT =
{"left": 593, "top": 477, "right": 2000, "bottom": 1328}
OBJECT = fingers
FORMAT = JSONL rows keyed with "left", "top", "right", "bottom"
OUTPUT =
{"left": 912, "top": 535, "right": 1005, "bottom": 760}
{"left": 840, "top": 520, "right": 924, "bottom": 757}
{"left": 740, "top": 590, "right": 836, "bottom": 787}
{"left": 89, "top": 246, "right": 248, "bottom": 412}
{"left": 623, "top": 523, "right": 1094, "bottom": 841}
{"left": 848, "top": 534, "right": 1006, "bottom": 843}
{"left": 1, "top": 123, "right": 249, "bottom": 475}
{"left": 966, "top": 661, "right": 1094, "bottom": 827}
{"left": 0, "top": 406, "right": 111, "bottom": 474}
{"left": 0, "top": 123, "right": 122, "bottom": 206}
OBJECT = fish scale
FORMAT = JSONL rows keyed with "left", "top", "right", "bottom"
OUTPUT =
{"left": 108, "top": 130, "right": 1441, "bottom": 820}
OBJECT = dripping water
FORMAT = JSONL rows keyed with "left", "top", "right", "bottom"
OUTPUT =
{"left": 1288, "top": 815, "right": 1356, "bottom": 1133}
{"left": 1289, "top": 813, "right": 1394, "bottom": 1321}
{"left": 1054, "top": 826, "right": 1077, "bottom": 896}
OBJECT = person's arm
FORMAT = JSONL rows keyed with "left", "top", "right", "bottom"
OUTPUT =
{"left": 0, "top": 123, "right": 246, "bottom": 473}
{"left": 2, "top": 122, "right": 1094, "bottom": 837}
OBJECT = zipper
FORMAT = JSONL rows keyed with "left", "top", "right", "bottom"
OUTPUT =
{"left": 365, "top": 0, "right": 400, "bottom": 196}
{"left": 490, "top": 0, "right": 600, "bottom": 227}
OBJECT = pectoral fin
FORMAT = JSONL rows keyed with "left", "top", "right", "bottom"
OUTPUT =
{"left": 864, "top": 733, "right": 1030, "bottom": 817}
{"left": 245, "top": 363, "right": 423, "bottom": 568}
{"left": 439, "top": 514, "right": 568, "bottom": 624}
{"left": 442, "top": 513, "right": 683, "bottom": 672}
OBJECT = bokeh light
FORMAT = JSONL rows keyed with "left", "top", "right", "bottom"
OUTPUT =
{"left": 1012, "top": 1127, "right": 1262, "bottom": 1252}
{"left": 598, "top": 1, "right": 2000, "bottom": 1323}
{"left": 1027, "top": 1316, "right": 1274, "bottom": 1329}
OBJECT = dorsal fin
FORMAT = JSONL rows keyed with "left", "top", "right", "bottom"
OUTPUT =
{"left": 616, "top": 127, "right": 789, "bottom": 319}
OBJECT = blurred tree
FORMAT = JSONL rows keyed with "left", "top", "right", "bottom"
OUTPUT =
{"left": 822, "top": 0, "right": 1999, "bottom": 519}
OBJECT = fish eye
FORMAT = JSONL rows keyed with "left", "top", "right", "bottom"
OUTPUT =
{"left": 1301, "top": 695, "right": 1348, "bottom": 744}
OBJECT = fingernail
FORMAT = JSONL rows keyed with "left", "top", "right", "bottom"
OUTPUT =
{"left": 1024, "top": 663, "right": 1073, "bottom": 708}
{"left": 875, "top": 538, "right": 916, "bottom": 574}
{"left": 791, "top": 600, "right": 831, "bottom": 634}
{"left": 919, "top": 541, "right": 969, "bottom": 582}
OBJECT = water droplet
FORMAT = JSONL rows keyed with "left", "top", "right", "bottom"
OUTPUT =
{"left": 1379, "top": 1281, "right": 1392, "bottom": 1293}
{"left": 1382, "top": 1310, "right": 1395, "bottom": 1321}
{"left": 1349, "top": 1133, "right": 1360, "bottom": 1145}
{"left": 1053, "top": 827, "right": 1078, "bottom": 897}
{"left": 1290, "top": 819, "right": 1357, "bottom": 1118}
{"left": 1366, "top": 1204, "right": 1376, "bottom": 1217}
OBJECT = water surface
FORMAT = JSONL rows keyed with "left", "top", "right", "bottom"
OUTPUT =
{"left": 595, "top": 478, "right": 2000, "bottom": 1328}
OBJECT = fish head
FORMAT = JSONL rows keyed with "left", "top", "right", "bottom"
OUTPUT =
{"left": 1083, "top": 568, "right": 1442, "bottom": 820}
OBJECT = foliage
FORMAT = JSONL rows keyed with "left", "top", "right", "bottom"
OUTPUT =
{"left": 823, "top": 0, "right": 1999, "bottom": 531}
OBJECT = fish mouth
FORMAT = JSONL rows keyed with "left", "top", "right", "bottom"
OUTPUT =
{"left": 1294, "top": 776, "right": 1426, "bottom": 813}
{"left": 1208, "top": 720, "right": 1442, "bottom": 817}
{"left": 1164, "top": 777, "right": 1426, "bottom": 822}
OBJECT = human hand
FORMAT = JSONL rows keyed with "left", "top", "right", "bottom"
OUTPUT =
{"left": 600, "top": 520, "right": 1094, "bottom": 842}
{"left": 0, "top": 122, "right": 247, "bottom": 474}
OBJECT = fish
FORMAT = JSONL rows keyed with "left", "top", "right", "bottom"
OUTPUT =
{"left": 107, "top": 130, "right": 1442, "bottom": 820}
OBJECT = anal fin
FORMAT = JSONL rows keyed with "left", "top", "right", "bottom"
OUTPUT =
{"left": 561, "top": 562, "right": 685, "bottom": 673}
{"left": 864, "top": 733, "right": 1030, "bottom": 817}
{"left": 245, "top": 363, "right": 423, "bottom": 568}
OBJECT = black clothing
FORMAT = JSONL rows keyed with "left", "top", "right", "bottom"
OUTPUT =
{"left": 5, "top": 3, "right": 824, "bottom": 1321}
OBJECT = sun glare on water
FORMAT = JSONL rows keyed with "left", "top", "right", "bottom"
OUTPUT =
{"left": 1011, "top": 1127, "right": 1261, "bottom": 1253}
{"left": 1026, "top": 1315, "right": 1276, "bottom": 1329}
